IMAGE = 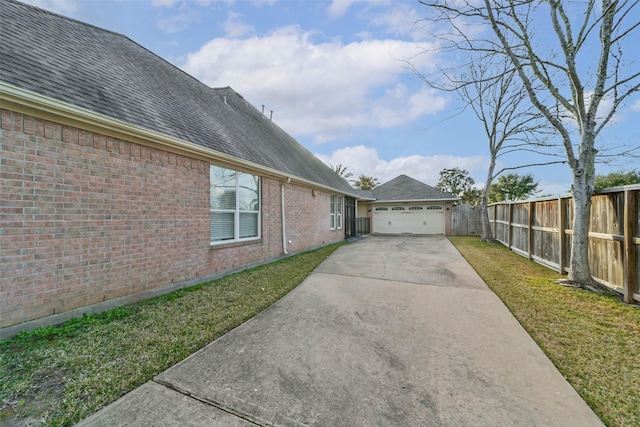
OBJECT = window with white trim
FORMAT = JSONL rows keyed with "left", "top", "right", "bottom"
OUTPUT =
{"left": 330, "top": 195, "right": 343, "bottom": 230}
{"left": 210, "top": 165, "right": 260, "bottom": 244}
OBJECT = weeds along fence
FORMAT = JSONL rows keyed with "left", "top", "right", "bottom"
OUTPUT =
{"left": 488, "top": 184, "right": 640, "bottom": 303}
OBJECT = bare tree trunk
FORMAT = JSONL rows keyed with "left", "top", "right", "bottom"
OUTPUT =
{"left": 567, "top": 141, "right": 597, "bottom": 284}
{"left": 480, "top": 159, "right": 496, "bottom": 242}
{"left": 570, "top": 183, "right": 593, "bottom": 284}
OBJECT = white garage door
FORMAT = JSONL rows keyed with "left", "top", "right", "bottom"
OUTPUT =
{"left": 373, "top": 205, "right": 445, "bottom": 234}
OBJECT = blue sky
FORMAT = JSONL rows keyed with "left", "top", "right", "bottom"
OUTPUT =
{"left": 23, "top": 0, "right": 640, "bottom": 195}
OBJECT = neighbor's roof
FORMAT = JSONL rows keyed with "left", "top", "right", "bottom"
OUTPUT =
{"left": 367, "top": 175, "right": 459, "bottom": 202}
{"left": 0, "top": 0, "right": 354, "bottom": 195}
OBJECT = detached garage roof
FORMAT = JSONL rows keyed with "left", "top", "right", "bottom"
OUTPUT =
{"left": 364, "top": 175, "right": 458, "bottom": 202}
{"left": 0, "top": 0, "right": 354, "bottom": 195}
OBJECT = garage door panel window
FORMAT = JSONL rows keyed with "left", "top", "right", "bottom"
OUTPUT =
{"left": 210, "top": 165, "right": 261, "bottom": 244}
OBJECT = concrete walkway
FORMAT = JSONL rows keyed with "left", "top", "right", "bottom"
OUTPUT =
{"left": 79, "top": 236, "right": 603, "bottom": 426}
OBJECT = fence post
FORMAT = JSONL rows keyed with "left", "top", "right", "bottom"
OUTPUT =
{"left": 508, "top": 203, "right": 513, "bottom": 249}
{"left": 528, "top": 201, "right": 534, "bottom": 260}
{"left": 624, "top": 189, "right": 637, "bottom": 304}
{"left": 558, "top": 196, "right": 566, "bottom": 275}
{"left": 493, "top": 204, "right": 497, "bottom": 238}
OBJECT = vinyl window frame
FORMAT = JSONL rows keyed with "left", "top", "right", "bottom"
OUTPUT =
{"left": 330, "top": 195, "right": 343, "bottom": 230}
{"left": 210, "top": 165, "right": 261, "bottom": 245}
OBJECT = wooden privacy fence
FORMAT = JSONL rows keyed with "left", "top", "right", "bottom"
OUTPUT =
{"left": 488, "top": 184, "right": 640, "bottom": 303}
{"left": 452, "top": 204, "right": 482, "bottom": 236}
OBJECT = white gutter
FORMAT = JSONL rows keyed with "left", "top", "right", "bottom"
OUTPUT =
{"left": 371, "top": 198, "right": 460, "bottom": 203}
{"left": 281, "top": 178, "right": 290, "bottom": 255}
{"left": 0, "top": 82, "right": 353, "bottom": 196}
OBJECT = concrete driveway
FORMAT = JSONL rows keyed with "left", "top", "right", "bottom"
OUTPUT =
{"left": 79, "top": 236, "right": 603, "bottom": 427}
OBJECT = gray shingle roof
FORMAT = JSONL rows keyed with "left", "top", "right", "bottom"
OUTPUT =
{"left": 370, "top": 175, "right": 458, "bottom": 201}
{"left": 0, "top": 0, "right": 354, "bottom": 194}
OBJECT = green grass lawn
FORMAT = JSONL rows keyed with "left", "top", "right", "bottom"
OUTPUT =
{"left": 3, "top": 237, "right": 638, "bottom": 426}
{"left": 449, "top": 236, "right": 640, "bottom": 427}
{"left": 0, "top": 242, "right": 344, "bottom": 426}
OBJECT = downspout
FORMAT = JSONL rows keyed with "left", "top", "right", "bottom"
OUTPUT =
{"left": 281, "top": 178, "right": 290, "bottom": 255}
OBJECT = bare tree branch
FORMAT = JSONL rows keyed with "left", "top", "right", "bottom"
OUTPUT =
{"left": 417, "top": 0, "right": 640, "bottom": 284}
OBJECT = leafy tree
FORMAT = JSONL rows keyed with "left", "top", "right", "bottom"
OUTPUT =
{"left": 436, "top": 167, "right": 480, "bottom": 205}
{"left": 488, "top": 174, "right": 540, "bottom": 203}
{"left": 419, "top": 0, "right": 640, "bottom": 286}
{"left": 353, "top": 175, "right": 379, "bottom": 191}
{"left": 594, "top": 170, "right": 640, "bottom": 190}
{"left": 331, "top": 164, "right": 352, "bottom": 179}
{"left": 464, "top": 187, "right": 483, "bottom": 206}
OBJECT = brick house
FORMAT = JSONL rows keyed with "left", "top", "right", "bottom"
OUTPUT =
{"left": 0, "top": 0, "right": 357, "bottom": 338}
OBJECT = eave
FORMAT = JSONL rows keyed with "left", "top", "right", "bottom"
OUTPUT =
{"left": 0, "top": 82, "right": 354, "bottom": 196}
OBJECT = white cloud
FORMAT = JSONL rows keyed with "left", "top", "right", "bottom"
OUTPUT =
{"left": 315, "top": 145, "right": 489, "bottom": 186}
{"left": 152, "top": 0, "right": 180, "bottom": 7}
{"left": 327, "top": 0, "right": 359, "bottom": 19}
{"left": 21, "top": 0, "right": 78, "bottom": 14}
{"left": 153, "top": 0, "right": 225, "bottom": 6}
{"left": 222, "top": 12, "right": 254, "bottom": 38}
{"left": 631, "top": 98, "right": 640, "bottom": 112}
{"left": 251, "top": 0, "right": 277, "bottom": 6}
{"left": 368, "top": 3, "right": 429, "bottom": 41}
{"left": 316, "top": 146, "right": 571, "bottom": 196}
{"left": 156, "top": 9, "right": 200, "bottom": 33}
{"left": 181, "top": 26, "right": 445, "bottom": 143}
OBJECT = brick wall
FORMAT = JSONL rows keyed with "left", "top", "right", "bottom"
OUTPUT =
{"left": 283, "top": 185, "right": 344, "bottom": 254}
{"left": 0, "top": 109, "right": 341, "bottom": 333}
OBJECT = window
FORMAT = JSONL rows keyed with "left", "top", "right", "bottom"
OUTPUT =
{"left": 375, "top": 207, "right": 388, "bottom": 211}
{"left": 391, "top": 207, "right": 405, "bottom": 211}
{"left": 330, "top": 195, "right": 343, "bottom": 230}
{"left": 409, "top": 206, "right": 423, "bottom": 211}
{"left": 210, "top": 165, "right": 260, "bottom": 244}
{"left": 427, "top": 205, "right": 443, "bottom": 211}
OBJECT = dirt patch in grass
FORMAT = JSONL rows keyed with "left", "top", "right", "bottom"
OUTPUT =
{"left": 449, "top": 236, "right": 640, "bottom": 427}
{"left": 0, "top": 242, "right": 344, "bottom": 426}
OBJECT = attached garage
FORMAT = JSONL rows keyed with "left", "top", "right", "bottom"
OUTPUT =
{"left": 357, "top": 175, "right": 458, "bottom": 236}
{"left": 373, "top": 204, "right": 445, "bottom": 234}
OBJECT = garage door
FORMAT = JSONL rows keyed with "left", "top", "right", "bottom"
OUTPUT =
{"left": 373, "top": 205, "right": 444, "bottom": 234}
